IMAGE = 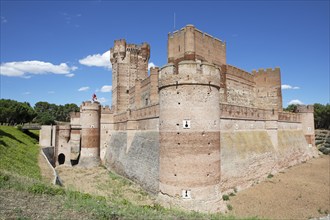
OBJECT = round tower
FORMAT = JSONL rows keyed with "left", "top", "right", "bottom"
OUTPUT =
{"left": 79, "top": 101, "right": 101, "bottom": 167}
{"left": 158, "top": 60, "right": 222, "bottom": 212}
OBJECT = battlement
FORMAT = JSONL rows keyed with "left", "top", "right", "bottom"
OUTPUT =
{"left": 168, "top": 24, "right": 226, "bottom": 66}
{"left": 80, "top": 101, "right": 101, "bottom": 111}
{"left": 70, "top": 112, "right": 80, "bottom": 118}
{"left": 225, "top": 64, "right": 254, "bottom": 84}
{"left": 111, "top": 40, "right": 150, "bottom": 62}
{"left": 159, "top": 60, "right": 221, "bottom": 89}
{"left": 252, "top": 67, "right": 280, "bottom": 75}
{"left": 295, "top": 105, "right": 314, "bottom": 113}
{"left": 101, "top": 105, "right": 113, "bottom": 114}
{"left": 150, "top": 66, "right": 159, "bottom": 75}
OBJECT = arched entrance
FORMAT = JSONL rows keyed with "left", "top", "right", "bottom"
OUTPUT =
{"left": 58, "top": 153, "right": 65, "bottom": 165}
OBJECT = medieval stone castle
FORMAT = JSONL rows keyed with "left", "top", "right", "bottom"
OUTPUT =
{"left": 40, "top": 25, "right": 317, "bottom": 212}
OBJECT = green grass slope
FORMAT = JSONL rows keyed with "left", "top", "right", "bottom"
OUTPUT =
{"left": 0, "top": 126, "right": 41, "bottom": 179}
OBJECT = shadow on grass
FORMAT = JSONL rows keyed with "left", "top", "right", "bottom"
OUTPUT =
{"left": 0, "top": 129, "right": 24, "bottom": 147}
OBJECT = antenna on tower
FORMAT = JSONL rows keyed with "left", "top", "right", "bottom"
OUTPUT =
{"left": 174, "top": 12, "right": 176, "bottom": 30}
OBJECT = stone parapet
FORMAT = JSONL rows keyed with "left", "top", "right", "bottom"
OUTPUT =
{"left": 278, "top": 111, "right": 301, "bottom": 122}
{"left": 220, "top": 104, "right": 273, "bottom": 120}
{"left": 159, "top": 61, "right": 221, "bottom": 89}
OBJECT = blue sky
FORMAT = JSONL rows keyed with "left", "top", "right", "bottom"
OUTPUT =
{"left": 1, "top": 0, "right": 329, "bottom": 108}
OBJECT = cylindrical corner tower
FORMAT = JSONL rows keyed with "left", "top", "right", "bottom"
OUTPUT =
{"left": 79, "top": 101, "right": 101, "bottom": 167}
{"left": 158, "top": 60, "right": 222, "bottom": 212}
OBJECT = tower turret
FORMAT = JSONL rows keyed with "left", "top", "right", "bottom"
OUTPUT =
{"left": 110, "top": 40, "right": 150, "bottom": 114}
{"left": 79, "top": 101, "right": 101, "bottom": 167}
{"left": 295, "top": 105, "right": 316, "bottom": 147}
{"left": 158, "top": 60, "right": 222, "bottom": 212}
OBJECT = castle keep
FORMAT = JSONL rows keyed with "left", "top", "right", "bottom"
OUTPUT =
{"left": 40, "top": 25, "right": 317, "bottom": 212}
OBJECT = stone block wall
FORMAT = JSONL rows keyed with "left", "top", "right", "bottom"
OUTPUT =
{"left": 253, "top": 68, "right": 282, "bottom": 111}
{"left": 104, "top": 131, "right": 159, "bottom": 193}
{"left": 223, "top": 65, "right": 256, "bottom": 107}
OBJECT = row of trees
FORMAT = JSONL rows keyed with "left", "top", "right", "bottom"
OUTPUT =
{"left": 0, "top": 99, "right": 79, "bottom": 125}
{"left": 284, "top": 103, "right": 330, "bottom": 129}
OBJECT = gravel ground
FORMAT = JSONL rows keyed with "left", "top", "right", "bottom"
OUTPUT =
{"left": 228, "top": 155, "right": 330, "bottom": 220}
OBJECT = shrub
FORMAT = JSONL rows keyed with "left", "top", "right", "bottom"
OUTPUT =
{"left": 222, "top": 194, "right": 230, "bottom": 201}
{"left": 267, "top": 174, "right": 274, "bottom": 179}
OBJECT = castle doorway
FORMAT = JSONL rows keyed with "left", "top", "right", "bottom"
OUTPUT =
{"left": 58, "top": 153, "right": 65, "bottom": 165}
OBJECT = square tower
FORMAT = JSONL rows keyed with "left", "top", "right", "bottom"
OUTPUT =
{"left": 168, "top": 24, "right": 226, "bottom": 66}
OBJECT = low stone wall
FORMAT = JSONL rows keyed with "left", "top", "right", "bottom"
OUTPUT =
{"left": 104, "top": 130, "right": 159, "bottom": 193}
{"left": 42, "top": 146, "right": 55, "bottom": 167}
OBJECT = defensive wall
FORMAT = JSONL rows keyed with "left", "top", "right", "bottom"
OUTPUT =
{"left": 39, "top": 24, "right": 317, "bottom": 213}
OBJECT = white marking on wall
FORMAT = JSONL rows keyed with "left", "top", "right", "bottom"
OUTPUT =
{"left": 182, "top": 189, "right": 191, "bottom": 199}
{"left": 183, "top": 120, "right": 191, "bottom": 129}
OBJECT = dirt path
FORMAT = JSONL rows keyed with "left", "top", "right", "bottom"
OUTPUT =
{"left": 38, "top": 150, "right": 54, "bottom": 184}
{"left": 228, "top": 155, "right": 330, "bottom": 219}
{"left": 55, "top": 165, "right": 154, "bottom": 206}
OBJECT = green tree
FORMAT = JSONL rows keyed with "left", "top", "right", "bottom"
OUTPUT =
{"left": 314, "top": 103, "right": 330, "bottom": 129}
{"left": 284, "top": 104, "right": 298, "bottom": 112}
{"left": 34, "top": 101, "right": 79, "bottom": 125}
{"left": 0, "top": 99, "right": 36, "bottom": 124}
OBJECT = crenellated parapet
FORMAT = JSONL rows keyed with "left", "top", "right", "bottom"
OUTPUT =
{"left": 81, "top": 101, "right": 101, "bottom": 112}
{"left": 110, "top": 39, "right": 150, "bottom": 63}
{"left": 168, "top": 24, "right": 226, "bottom": 66}
{"left": 159, "top": 60, "right": 221, "bottom": 89}
{"left": 101, "top": 105, "right": 113, "bottom": 114}
{"left": 295, "top": 105, "right": 314, "bottom": 113}
{"left": 252, "top": 67, "right": 281, "bottom": 76}
{"left": 225, "top": 65, "right": 254, "bottom": 85}
{"left": 110, "top": 39, "right": 127, "bottom": 62}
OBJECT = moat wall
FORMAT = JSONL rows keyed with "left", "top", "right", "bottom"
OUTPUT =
{"left": 104, "top": 130, "right": 159, "bottom": 193}
{"left": 102, "top": 115, "right": 317, "bottom": 199}
{"left": 220, "top": 119, "right": 317, "bottom": 194}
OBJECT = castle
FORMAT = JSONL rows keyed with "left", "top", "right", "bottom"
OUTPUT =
{"left": 40, "top": 25, "right": 317, "bottom": 212}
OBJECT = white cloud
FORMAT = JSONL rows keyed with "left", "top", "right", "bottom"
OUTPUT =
{"left": 65, "top": 73, "right": 75, "bottom": 77}
{"left": 22, "top": 92, "right": 31, "bottom": 95}
{"left": 99, "top": 85, "right": 112, "bottom": 93}
{"left": 98, "top": 97, "right": 108, "bottom": 103}
{"left": 79, "top": 50, "right": 112, "bottom": 69}
{"left": 1, "top": 16, "right": 7, "bottom": 23}
{"left": 0, "top": 60, "right": 77, "bottom": 77}
{"left": 78, "top": 86, "right": 90, "bottom": 92}
{"left": 48, "top": 91, "right": 55, "bottom": 94}
{"left": 148, "top": 62, "right": 156, "bottom": 70}
{"left": 288, "top": 99, "right": 303, "bottom": 105}
{"left": 281, "top": 84, "right": 300, "bottom": 90}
